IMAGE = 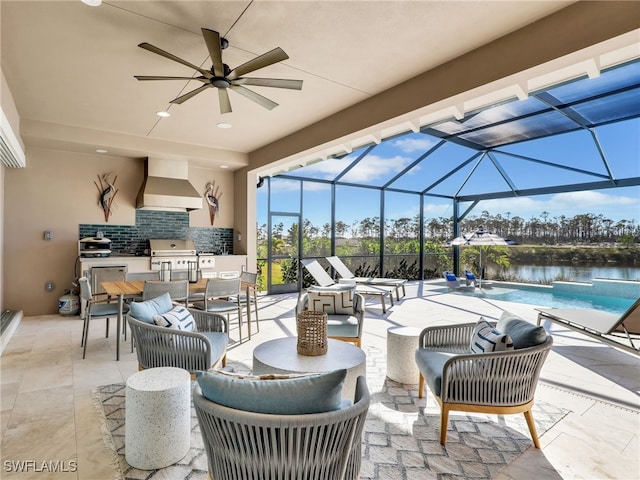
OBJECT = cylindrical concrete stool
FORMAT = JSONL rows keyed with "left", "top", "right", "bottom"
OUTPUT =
{"left": 125, "top": 367, "right": 191, "bottom": 470}
{"left": 387, "top": 326, "right": 421, "bottom": 384}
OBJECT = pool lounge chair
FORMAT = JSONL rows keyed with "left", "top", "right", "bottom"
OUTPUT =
{"left": 463, "top": 270, "right": 477, "bottom": 287}
{"left": 325, "top": 256, "right": 407, "bottom": 300}
{"left": 301, "top": 258, "right": 395, "bottom": 313}
{"left": 443, "top": 271, "right": 474, "bottom": 290}
{"left": 536, "top": 297, "right": 640, "bottom": 355}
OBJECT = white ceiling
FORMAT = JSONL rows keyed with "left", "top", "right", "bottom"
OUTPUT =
{"left": 1, "top": 0, "right": 583, "bottom": 169}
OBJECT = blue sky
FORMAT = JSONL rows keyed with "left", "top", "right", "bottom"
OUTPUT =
{"left": 260, "top": 116, "right": 639, "bottom": 228}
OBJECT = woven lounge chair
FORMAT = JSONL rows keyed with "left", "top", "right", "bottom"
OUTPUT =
{"left": 325, "top": 256, "right": 407, "bottom": 300}
{"left": 301, "top": 258, "right": 394, "bottom": 313}
{"left": 194, "top": 375, "right": 370, "bottom": 480}
{"left": 536, "top": 296, "right": 640, "bottom": 355}
{"left": 415, "top": 315, "right": 553, "bottom": 447}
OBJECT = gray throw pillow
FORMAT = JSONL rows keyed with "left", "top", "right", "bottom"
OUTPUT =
{"left": 497, "top": 312, "right": 547, "bottom": 349}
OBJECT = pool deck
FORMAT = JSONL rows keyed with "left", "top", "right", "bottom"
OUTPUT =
{"left": 1, "top": 279, "right": 638, "bottom": 479}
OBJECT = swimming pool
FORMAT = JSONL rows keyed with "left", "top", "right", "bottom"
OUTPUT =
{"left": 453, "top": 284, "right": 635, "bottom": 315}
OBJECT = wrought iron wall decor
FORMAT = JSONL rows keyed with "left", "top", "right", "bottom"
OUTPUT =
{"left": 94, "top": 172, "right": 118, "bottom": 222}
{"left": 204, "top": 180, "right": 222, "bottom": 225}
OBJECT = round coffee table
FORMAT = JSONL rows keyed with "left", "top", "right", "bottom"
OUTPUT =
{"left": 253, "top": 337, "right": 366, "bottom": 401}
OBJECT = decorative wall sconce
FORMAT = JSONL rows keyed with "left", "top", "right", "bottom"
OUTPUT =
{"left": 204, "top": 181, "right": 222, "bottom": 226}
{"left": 94, "top": 173, "right": 118, "bottom": 222}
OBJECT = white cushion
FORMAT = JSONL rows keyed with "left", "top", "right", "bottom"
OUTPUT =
{"left": 307, "top": 287, "right": 355, "bottom": 315}
{"left": 153, "top": 305, "right": 195, "bottom": 332}
{"left": 469, "top": 318, "right": 514, "bottom": 353}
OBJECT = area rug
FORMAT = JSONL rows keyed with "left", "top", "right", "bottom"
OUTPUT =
{"left": 93, "top": 347, "right": 569, "bottom": 480}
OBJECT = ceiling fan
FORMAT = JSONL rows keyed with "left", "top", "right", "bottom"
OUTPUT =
{"left": 134, "top": 28, "right": 303, "bottom": 114}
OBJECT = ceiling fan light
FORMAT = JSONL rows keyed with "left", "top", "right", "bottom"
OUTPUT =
{"left": 81, "top": 0, "right": 102, "bottom": 6}
{"left": 217, "top": 122, "right": 232, "bottom": 129}
{"left": 156, "top": 111, "right": 171, "bottom": 117}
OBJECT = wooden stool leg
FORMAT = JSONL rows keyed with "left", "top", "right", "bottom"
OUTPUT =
{"left": 418, "top": 374, "right": 425, "bottom": 399}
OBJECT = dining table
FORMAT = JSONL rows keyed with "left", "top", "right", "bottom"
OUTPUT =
{"left": 100, "top": 277, "right": 256, "bottom": 361}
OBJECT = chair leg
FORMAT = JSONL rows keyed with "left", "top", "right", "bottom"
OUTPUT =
{"left": 82, "top": 316, "right": 91, "bottom": 359}
{"left": 380, "top": 295, "right": 386, "bottom": 314}
{"left": 253, "top": 293, "right": 259, "bottom": 333}
{"left": 440, "top": 403, "right": 450, "bottom": 445}
{"left": 523, "top": 408, "right": 541, "bottom": 448}
{"left": 418, "top": 374, "right": 425, "bottom": 399}
{"left": 105, "top": 317, "right": 109, "bottom": 338}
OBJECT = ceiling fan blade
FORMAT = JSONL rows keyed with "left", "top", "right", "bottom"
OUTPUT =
{"left": 231, "top": 77, "right": 303, "bottom": 90}
{"left": 201, "top": 28, "right": 224, "bottom": 77}
{"left": 230, "top": 85, "right": 278, "bottom": 110}
{"left": 218, "top": 89, "right": 232, "bottom": 114}
{"left": 170, "top": 85, "right": 211, "bottom": 105}
{"left": 135, "top": 75, "right": 209, "bottom": 82}
{"left": 227, "top": 47, "right": 289, "bottom": 80}
{"left": 138, "top": 42, "right": 211, "bottom": 78}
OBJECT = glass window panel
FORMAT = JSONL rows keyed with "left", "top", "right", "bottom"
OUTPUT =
{"left": 594, "top": 118, "right": 640, "bottom": 178}
{"left": 339, "top": 143, "right": 413, "bottom": 187}
{"left": 269, "top": 177, "right": 300, "bottom": 213}
{"left": 430, "top": 96, "right": 548, "bottom": 136}
{"left": 545, "top": 61, "right": 640, "bottom": 104}
{"left": 570, "top": 88, "right": 640, "bottom": 124}
{"left": 384, "top": 192, "right": 420, "bottom": 254}
{"left": 335, "top": 186, "right": 380, "bottom": 256}
{"left": 460, "top": 111, "right": 578, "bottom": 147}
{"left": 256, "top": 180, "right": 269, "bottom": 261}
{"left": 499, "top": 128, "right": 607, "bottom": 174}
{"left": 285, "top": 145, "right": 371, "bottom": 180}
{"left": 302, "top": 182, "right": 332, "bottom": 257}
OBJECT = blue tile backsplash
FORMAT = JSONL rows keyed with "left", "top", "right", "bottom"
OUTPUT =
{"left": 80, "top": 210, "right": 233, "bottom": 255}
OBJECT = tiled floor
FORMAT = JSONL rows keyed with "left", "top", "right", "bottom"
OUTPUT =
{"left": 1, "top": 281, "right": 638, "bottom": 479}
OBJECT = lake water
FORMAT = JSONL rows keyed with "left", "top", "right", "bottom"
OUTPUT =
{"left": 488, "top": 264, "right": 640, "bottom": 283}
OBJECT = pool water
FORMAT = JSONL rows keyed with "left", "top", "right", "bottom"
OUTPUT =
{"left": 459, "top": 285, "right": 634, "bottom": 315}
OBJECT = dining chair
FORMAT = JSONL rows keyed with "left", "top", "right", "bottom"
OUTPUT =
{"left": 142, "top": 280, "right": 190, "bottom": 306}
{"left": 234, "top": 271, "right": 259, "bottom": 337}
{"left": 78, "top": 276, "right": 129, "bottom": 359}
{"left": 192, "top": 277, "right": 244, "bottom": 341}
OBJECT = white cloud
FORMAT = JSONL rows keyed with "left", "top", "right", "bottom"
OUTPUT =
{"left": 341, "top": 154, "right": 412, "bottom": 183}
{"left": 392, "top": 137, "right": 438, "bottom": 153}
{"left": 477, "top": 189, "right": 639, "bottom": 221}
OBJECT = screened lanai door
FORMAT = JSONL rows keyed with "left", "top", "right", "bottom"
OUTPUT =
{"left": 268, "top": 213, "right": 300, "bottom": 294}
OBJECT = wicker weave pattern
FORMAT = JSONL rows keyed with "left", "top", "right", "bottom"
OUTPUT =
{"left": 416, "top": 321, "right": 553, "bottom": 447}
{"left": 128, "top": 309, "right": 228, "bottom": 373}
{"left": 194, "top": 376, "right": 370, "bottom": 480}
{"left": 297, "top": 310, "right": 329, "bottom": 356}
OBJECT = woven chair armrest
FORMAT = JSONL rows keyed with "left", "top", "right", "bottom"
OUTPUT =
{"left": 127, "top": 314, "right": 216, "bottom": 368}
{"left": 440, "top": 337, "right": 553, "bottom": 405}
{"left": 189, "top": 309, "right": 228, "bottom": 333}
{"left": 419, "top": 322, "right": 485, "bottom": 352}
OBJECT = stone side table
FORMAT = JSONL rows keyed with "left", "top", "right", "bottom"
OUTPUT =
{"left": 125, "top": 367, "right": 191, "bottom": 470}
{"left": 386, "top": 326, "right": 421, "bottom": 384}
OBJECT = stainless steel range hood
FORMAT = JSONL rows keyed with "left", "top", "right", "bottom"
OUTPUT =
{"left": 136, "top": 157, "right": 202, "bottom": 211}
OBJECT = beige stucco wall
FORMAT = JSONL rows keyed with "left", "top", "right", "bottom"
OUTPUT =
{"left": 3, "top": 148, "right": 235, "bottom": 315}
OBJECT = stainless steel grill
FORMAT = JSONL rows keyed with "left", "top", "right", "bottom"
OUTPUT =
{"left": 149, "top": 239, "right": 197, "bottom": 271}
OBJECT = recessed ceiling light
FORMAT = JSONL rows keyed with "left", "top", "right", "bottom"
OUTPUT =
{"left": 96, "top": 149, "right": 108, "bottom": 154}
{"left": 220, "top": 165, "right": 229, "bottom": 169}
{"left": 217, "top": 122, "right": 232, "bottom": 129}
{"left": 156, "top": 111, "right": 171, "bottom": 117}
{"left": 81, "top": 0, "right": 102, "bottom": 6}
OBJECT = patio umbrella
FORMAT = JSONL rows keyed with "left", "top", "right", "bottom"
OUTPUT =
{"left": 449, "top": 226, "right": 511, "bottom": 287}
